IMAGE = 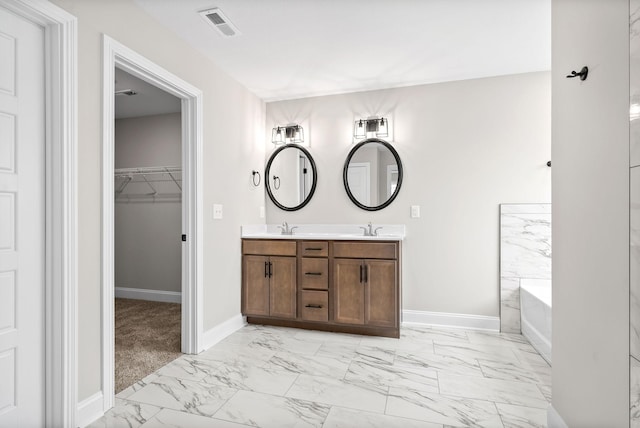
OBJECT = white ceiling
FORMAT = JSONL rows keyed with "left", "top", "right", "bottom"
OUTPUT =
{"left": 134, "top": 0, "right": 551, "bottom": 102}
{"left": 115, "top": 68, "right": 181, "bottom": 119}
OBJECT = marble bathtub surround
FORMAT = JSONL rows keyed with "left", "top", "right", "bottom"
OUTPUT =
{"left": 91, "top": 324, "right": 551, "bottom": 428}
{"left": 632, "top": 356, "right": 640, "bottom": 426}
{"left": 499, "top": 204, "right": 551, "bottom": 333}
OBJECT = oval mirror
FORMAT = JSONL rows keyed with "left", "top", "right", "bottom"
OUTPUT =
{"left": 343, "top": 138, "right": 403, "bottom": 211}
{"left": 265, "top": 144, "right": 318, "bottom": 211}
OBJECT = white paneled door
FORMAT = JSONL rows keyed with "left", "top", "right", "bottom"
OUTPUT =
{"left": 347, "top": 163, "right": 371, "bottom": 206}
{"left": 0, "top": 6, "right": 45, "bottom": 428}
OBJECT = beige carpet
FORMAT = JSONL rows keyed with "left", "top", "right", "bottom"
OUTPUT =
{"left": 115, "top": 298, "right": 182, "bottom": 394}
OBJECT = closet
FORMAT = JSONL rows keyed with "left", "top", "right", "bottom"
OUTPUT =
{"left": 113, "top": 84, "right": 183, "bottom": 393}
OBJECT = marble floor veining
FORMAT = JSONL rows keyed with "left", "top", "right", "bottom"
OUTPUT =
{"left": 89, "top": 324, "right": 552, "bottom": 428}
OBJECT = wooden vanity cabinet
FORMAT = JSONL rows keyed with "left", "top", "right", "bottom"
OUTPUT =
{"left": 332, "top": 242, "right": 399, "bottom": 329}
{"left": 242, "top": 240, "right": 296, "bottom": 319}
{"left": 242, "top": 238, "right": 400, "bottom": 337}
{"left": 297, "top": 241, "right": 329, "bottom": 322}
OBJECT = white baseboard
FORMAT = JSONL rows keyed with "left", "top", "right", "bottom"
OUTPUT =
{"left": 115, "top": 286, "right": 181, "bottom": 303}
{"left": 402, "top": 310, "right": 500, "bottom": 331}
{"left": 76, "top": 391, "right": 104, "bottom": 428}
{"left": 547, "top": 404, "right": 568, "bottom": 428}
{"left": 201, "top": 314, "right": 246, "bottom": 351}
{"left": 521, "top": 316, "right": 552, "bottom": 364}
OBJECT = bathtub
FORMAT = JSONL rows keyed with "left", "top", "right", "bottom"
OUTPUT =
{"left": 520, "top": 279, "right": 552, "bottom": 364}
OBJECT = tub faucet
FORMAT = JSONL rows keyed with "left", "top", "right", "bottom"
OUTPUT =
{"left": 278, "top": 221, "right": 298, "bottom": 235}
{"left": 360, "top": 222, "right": 383, "bottom": 236}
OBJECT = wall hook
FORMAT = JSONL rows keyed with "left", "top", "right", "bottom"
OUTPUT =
{"left": 251, "top": 170, "right": 261, "bottom": 187}
{"left": 547, "top": 161, "right": 551, "bottom": 167}
{"left": 566, "top": 66, "right": 588, "bottom": 81}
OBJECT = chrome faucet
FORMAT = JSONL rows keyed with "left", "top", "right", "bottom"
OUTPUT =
{"left": 360, "top": 222, "right": 383, "bottom": 237}
{"left": 277, "top": 221, "right": 298, "bottom": 235}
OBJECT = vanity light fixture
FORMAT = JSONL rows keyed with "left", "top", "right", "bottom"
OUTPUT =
{"left": 354, "top": 117, "right": 389, "bottom": 139}
{"left": 271, "top": 124, "right": 304, "bottom": 144}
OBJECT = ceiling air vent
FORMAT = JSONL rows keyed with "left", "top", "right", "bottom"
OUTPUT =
{"left": 199, "top": 8, "right": 241, "bottom": 37}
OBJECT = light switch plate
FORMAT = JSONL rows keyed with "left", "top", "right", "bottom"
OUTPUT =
{"left": 213, "top": 204, "right": 223, "bottom": 219}
{"left": 259, "top": 206, "right": 265, "bottom": 219}
{"left": 410, "top": 205, "right": 421, "bottom": 218}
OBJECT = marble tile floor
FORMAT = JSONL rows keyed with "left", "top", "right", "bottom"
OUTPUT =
{"left": 89, "top": 324, "right": 552, "bottom": 428}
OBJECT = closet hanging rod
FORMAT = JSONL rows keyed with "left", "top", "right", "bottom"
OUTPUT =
{"left": 114, "top": 166, "right": 181, "bottom": 177}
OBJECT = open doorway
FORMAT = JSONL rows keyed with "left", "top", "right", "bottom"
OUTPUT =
{"left": 102, "top": 35, "right": 204, "bottom": 410}
{"left": 113, "top": 68, "right": 183, "bottom": 393}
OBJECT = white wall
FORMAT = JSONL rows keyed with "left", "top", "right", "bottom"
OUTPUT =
{"left": 115, "top": 113, "right": 181, "bottom": 168}
{"left": 115, "top": 113, "right": 181, "bottom": 293}
{"left": 552, "top": 0, "right": 629, "bottom": 426}
{"left": 51, "top": 0, "right": 266, "bottom": 402}
{"left": 632, "top": 1, "right": 640, "bottom": 425}
{"left": 266, "top": 72, "right": 551, "bottom": 318}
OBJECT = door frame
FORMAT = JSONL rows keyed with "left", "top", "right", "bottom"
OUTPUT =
{"left": 0, "top": 1, "right": 78, "bottom": 427}
{"left": 101, "top": 35, "right": 204, "bottom": 410}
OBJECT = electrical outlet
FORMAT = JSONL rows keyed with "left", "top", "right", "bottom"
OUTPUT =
{"left": 410, "top": 205, "right": 421, "bottom": 218}
{"left": 213, "top": 204, "right": 223, "bottom": 219}
{"left": 259, "top": 206, "right": 265, "bottom": 219}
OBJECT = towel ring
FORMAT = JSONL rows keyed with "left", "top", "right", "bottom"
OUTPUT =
{"left": 273, "top": 175, "right": 281, "bottom": 190}
{"left": 251, "top": 170, "right": 261, "bottom": 187}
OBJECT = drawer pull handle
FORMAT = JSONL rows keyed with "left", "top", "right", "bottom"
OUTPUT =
{"left": 305, "top": 247, "right": 323, "bottom": 251}
{"left": 305, "top": 272, "right": 322, "bottom": 276}
{"left": 305, "top": 304, "right": 323, "bottom": 309}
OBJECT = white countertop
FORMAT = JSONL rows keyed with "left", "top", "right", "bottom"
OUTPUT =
{"left": 241, "top": 224, "right": 406, "bottom": 241}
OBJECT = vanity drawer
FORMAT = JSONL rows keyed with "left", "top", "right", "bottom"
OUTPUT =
{"left": 299, "top": 241, "right": 329, "bottom": 257}
{"left": 332, "top": 241, "right": 398, "bottom": 260}
{"left": 243, "top": 239, "right": 297, "bottom": 256}
{"left": 300, "top": 258, "right": 328, "bottom": 289}
{"left": 300, "top": 290, "right": 328, "bottom": 322}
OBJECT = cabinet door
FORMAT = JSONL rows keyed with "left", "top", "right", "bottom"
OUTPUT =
{"left": 242, "top": 255, "right": 269, "bottom": 316}
{"left": 365, "top": 260, "right": 397, "bottom": 327}
{"left": 333, "top": 258, "right": 365, "bottom": 325}
{"left": 269, "top": 256, "right": 297, "bottom": 319}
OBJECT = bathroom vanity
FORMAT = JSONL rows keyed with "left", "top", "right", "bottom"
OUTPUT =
{"left": 241, "top": 225, "right": 404, "bottom": 338}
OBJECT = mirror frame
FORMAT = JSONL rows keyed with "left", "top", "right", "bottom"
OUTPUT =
{"left": 265, "top": 143, "right": 318, "bottom": 211}
{"left": 343, "top": 138, "right": 403, "bottom": 211}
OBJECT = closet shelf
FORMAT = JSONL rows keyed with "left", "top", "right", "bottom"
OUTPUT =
{"left": 115, "top": 166, "right": 182, "bottom": 200}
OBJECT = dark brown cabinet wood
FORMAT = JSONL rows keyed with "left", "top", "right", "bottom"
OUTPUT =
{"left": 300, "top": 290, "right": 328, "bottom": 322}
{"left": 333, "top": 258, "right": 365, "bottom": 324}
{"left": 242, "top": 255, "right": 270, "bottom": 316}
{"left": 365, "top": 260, "right": 397, "bottom": 327}
{"left": 242, "top": 241, "right": 296, "bottom": 319}
{"left": 269, "top": 256, "right": 297, "bottom": 318}
{"left": 299, "top": 258, "right": 328, "bottom": 290}
{"left": 242, "top": 238, "right": 400, "bottom": 337}
{"left": 333, "top": 258, "right": 397, "bottom": 328}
